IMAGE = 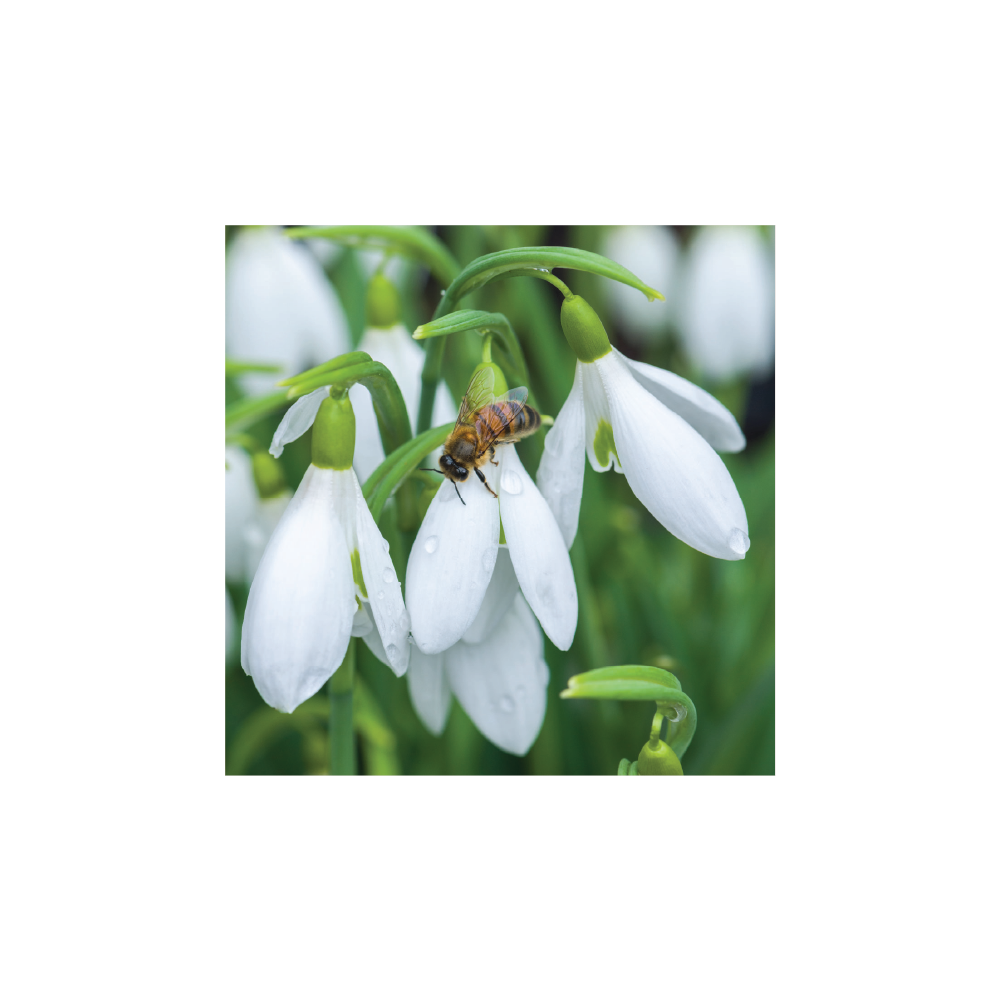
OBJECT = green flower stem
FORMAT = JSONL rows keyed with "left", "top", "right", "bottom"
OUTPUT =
{"left": 500, "top": 267, "right": 574, "bottom": 299}
{"left": 362, "top": 423, "right": 453, "bottom": 522}
{"left": 276, "top": 351, "right": 372, "bottom": 387}
{"left": 650, "top": 709, "right": 666, "bottom": 744}
{"left": 328, "top": 639, "right": 356, "bottom": 776}
{"left": 288, "top": 360, "right": 411, "bottom": 460}
{"left": 285, "top": 226, "right": 460, "bottom": 288}
{"left": 226, "top": 359, "right": 284, "bottom": 376}
{"left": 416, "top": 337, "right": 447, "bottom": 434}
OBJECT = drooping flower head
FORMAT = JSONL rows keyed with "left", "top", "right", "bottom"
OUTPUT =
{"left": 537, "top": 293, "right": 750, "bottom": 559}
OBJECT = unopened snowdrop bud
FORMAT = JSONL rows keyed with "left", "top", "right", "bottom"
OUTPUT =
{"left": 365, "top": 273, "right": 401, "bottom": 328}
{"left": 560, "top": 295, "right": 612, "bottom": 363}
{"left": 251, "top": 451, "right": 287, "bottom": 499}
{"left": 310, "top": 393, "right": 355, "bottom": 470}
{"left": 637, "top": 739, "right": 683, "bottom": 775}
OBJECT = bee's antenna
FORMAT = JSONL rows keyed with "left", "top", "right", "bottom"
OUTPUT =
{"left": 416, "top": 468, "right": 443, "bottom": 474}
{"left": 454, "top": 482, "right": 465, "bottom": 506}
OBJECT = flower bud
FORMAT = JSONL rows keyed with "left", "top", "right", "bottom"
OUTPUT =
{"left": 365, "top": 273, "right": 401, "bottom": 328}
{"left": 561, "top": 294, "right": 612, "bottom": 363}
{"left": 251, "top": 451, "right": 288, "bottom": 499}
{"left": 637, "top": 739, "right": 684, "bottom": 775}
{"left": 472, "top": 360, "right": 508, "bottom": 396}
{"left": 311, "top": 392, "right": 355, "bottom": 470}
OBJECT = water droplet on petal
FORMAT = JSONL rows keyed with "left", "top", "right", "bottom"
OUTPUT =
{"left": 382, "top": 538, "right": 391, "bottom": 553}
{"left": 500, "top": 469, "right": 522, "bottom": 495}
{"left": 552, "top": 483, "right": 561, "bottom": 494}
{"left": 381, "top": 567, "right": 395, "bottom": 583}
{"left": 386, "top": 643, "right": 398, "bottom": 661}
{"left": 424, "top": 535, "right": 439, "bottom": 554}
{"left": 377, "top": 591, "right": 384, "bottom": 600}
{"left": 499, "top": 696, "right": 515, "bottom": 713}
{"left": 728, "top": 528, "right": 750, "bottom": 555}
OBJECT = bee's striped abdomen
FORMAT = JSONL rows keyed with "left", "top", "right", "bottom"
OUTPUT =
{"left": 475, "top": 401, "right": 541, "bottom": 448}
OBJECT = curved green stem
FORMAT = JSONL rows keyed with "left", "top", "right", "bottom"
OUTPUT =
{"left": 501, "top": 267, "right": 574, "bottom": 299}
{"left": 362, "top": 423, "right": 453, "bottom": 522}
{"left": 285, "top": 226, "right": 460, "bottom": 287}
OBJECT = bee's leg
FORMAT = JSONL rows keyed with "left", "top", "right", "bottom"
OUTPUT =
{"left": 454, "top": 481, "right": 466, "bottom": 506}
{"left": 489, "top": 446, "right": 498, "bottom": 466}
{"left": 475, "top": 467, "right": 498, "bottom": 498}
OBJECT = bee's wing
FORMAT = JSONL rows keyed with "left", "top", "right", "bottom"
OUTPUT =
{"left": 454, "top": 366, "right": 496, "bottom": 428}
{"left": 498, "top": 386, "right": 528, "bottom": 405}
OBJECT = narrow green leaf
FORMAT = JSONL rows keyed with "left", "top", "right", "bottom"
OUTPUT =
{"left": 276, "top": 351, "right": 372, "bottom": 387}
{"left": 225, "top": 391, "right": 289, "bottom": 432}
{"left": 285, "top": 225, "right": 461, "bottom": 287}
{"left": 226, "top": 358, "right": 284, "bottom": 376}
{"left": 413, "top": 310, "right": 530, "bottom": 386}
{"left": 362, "top": 423, "right": 452, "bottom": 523}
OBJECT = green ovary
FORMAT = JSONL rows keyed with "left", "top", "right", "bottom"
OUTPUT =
{"left": 593, "top": 419, "right": 618, "bottom": 468}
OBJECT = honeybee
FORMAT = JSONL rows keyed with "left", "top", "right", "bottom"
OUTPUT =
{"left": 429, "top": 367, "right": 542, "bottom": 504}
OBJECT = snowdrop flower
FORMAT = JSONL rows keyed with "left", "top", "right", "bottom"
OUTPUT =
{"left": 677, "top": 226, "right": 774, "bottom": 382}
{"left": 601, "top": 225, "right": 679, "bottom": 344}
{"left": 406, "top": 437, "right": 577, "bottom": 658}
{"left": 349, "top": 275, "right": 455, "bottom": 482}
{"left": 225, "top": 446, "right": 291, "bottom": 584}
{"left": 536, "top": 294, "right": 749, "bottom": 560}
{"left": 402, "top": 552, "right": 549, "bottom": 756}
{"left": 225, "top": 227, "right": 351, "bottom": 394}
{"left": 241, "top": 393, "right": 410, "bottom": 713}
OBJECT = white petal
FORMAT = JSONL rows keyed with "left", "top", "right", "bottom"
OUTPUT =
{"left": 406, "top": 477, "right": 499, "bottom": 654}
{"left": 225, "top": 587, "right": 237, "bottom": 662}
{"left": 461, "top": 546, "right": 519, "bottom": 644}
{"left": 241, "top": 465, "right": 355, "bottom": 712}
{"left": 352, "top": 602, "right": 373, "bottom": 638}
{"left": 580, "top": 360, "right": 622, "bottom": 473}
{"left": 225, "top": 228, "right": 350, "bottom": 394}
{"left": 602, "top": 226, "right": 679, "bottom": 342}
{"left": 614, "top": 348, "right": 746, "bottom": 452}
{"left": 445, "top": 595, "right": 549, "bottom": 757}
{"left": 498, "top": 446, "right": 578, "bottom": 651}
{"left": 431, "top": 378, "right": 458, "bottom": 427}
{"left": 596, "top": 353, "right": 750, "bottom": 560}
{"left": 353, "top": 474, "right": 411, "bottom": 676}
{"left": 269, "top": 387, "right": 329, "bottom": 458}
{"left": 678, "top": 226, "right": 774, "bottom": 382}
{"left": 536, "top": 363, "right": 586, "bottom": 547}
{"left": 225, "top": 446, "right": 256, "bottom": 583}
{"left": 407, "top": 647, "right": 452, "bottom": 736}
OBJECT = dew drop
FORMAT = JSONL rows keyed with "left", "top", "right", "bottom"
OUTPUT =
{"left": 381, "top": 567, "right": 395, "bottom": 583}
{"left": 377, "top": 591, "right": 384, "bottom": 600}
{"left": 386, "top": 643, "right": 398, "bottom": 661}
{"left": 424, "top": 535, "right": 439, "bottom": 554}
{"left": 500, "top": 469, "right": 522, "bottom": 495}
{"left": 552, "top": 483, "right": 562, "bottom": 494}
{"left": 382, "top": 538, "right": 391, "bottom": 553}
{"left": 728, "top": 528, "right": 750, "bottom": 555}
{"left": 499, "top": 695, "right": 515, "bottom": 713}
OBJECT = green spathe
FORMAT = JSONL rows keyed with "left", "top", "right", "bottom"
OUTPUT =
{"left": 366, "top": 274, "right": 401, "bottom": 328}
{"left": 311, "top": 393, "right": 355, "bottom": 470}
{"left": 560, "top": 295, "right": 612, "bottom": 363}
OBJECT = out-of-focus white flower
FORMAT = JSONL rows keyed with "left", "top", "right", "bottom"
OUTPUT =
{"left": 225, "top": 227, "right": 351, "bottom": 394}
{"left": 241, "top": 463, "right": 410, "bottom": 713}
{"left": 537, "top": 344, "right": 749, "bottom": 560}
{"left": 601, "top": 225, "right": 679, "bottom": 343}
{"left": 677, "top": 226, "right": 774, "bottom": 382}
{"left": 225, "top": 587, "right": 238, "bottom": 664}
{"left": 406, "top": 443, "right": 577, "bottom": 656}
{"left": 225, "top": 445, "right": 291, "bottom": 584}
{"left": 370, "top": 549, "right": 549, "bottom": 756}
{"left": 349, "top": 323, "right": 456, "bottom": 483}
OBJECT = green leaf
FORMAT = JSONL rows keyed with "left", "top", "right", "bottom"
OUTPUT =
{"left": 276, "top": 351, "right": 372, "bottom": 387}
{"left": 440, "top": 246, "right": 664, "bottom": 308}
{"left": 285, "top": 225, "right": 460, "bottom": 287}
{"left": 413, "top": 310, "right": 530, "bottom": 387}
{"left": 362, "top": 423, "right": 452, "bottom": 523}
{"left": 225, "top": 391, "right": 289, "bottom": 433}
{"left": 225, "top": 358, "right": 284, "bottom": 376}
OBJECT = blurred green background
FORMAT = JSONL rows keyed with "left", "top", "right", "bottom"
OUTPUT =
{"left": 225, "top": 225, "right": 775, "bottom": 775}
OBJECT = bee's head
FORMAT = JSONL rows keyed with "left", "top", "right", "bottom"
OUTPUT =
{"left": 439, "top": 453, "right": 468, "bottom": 481}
